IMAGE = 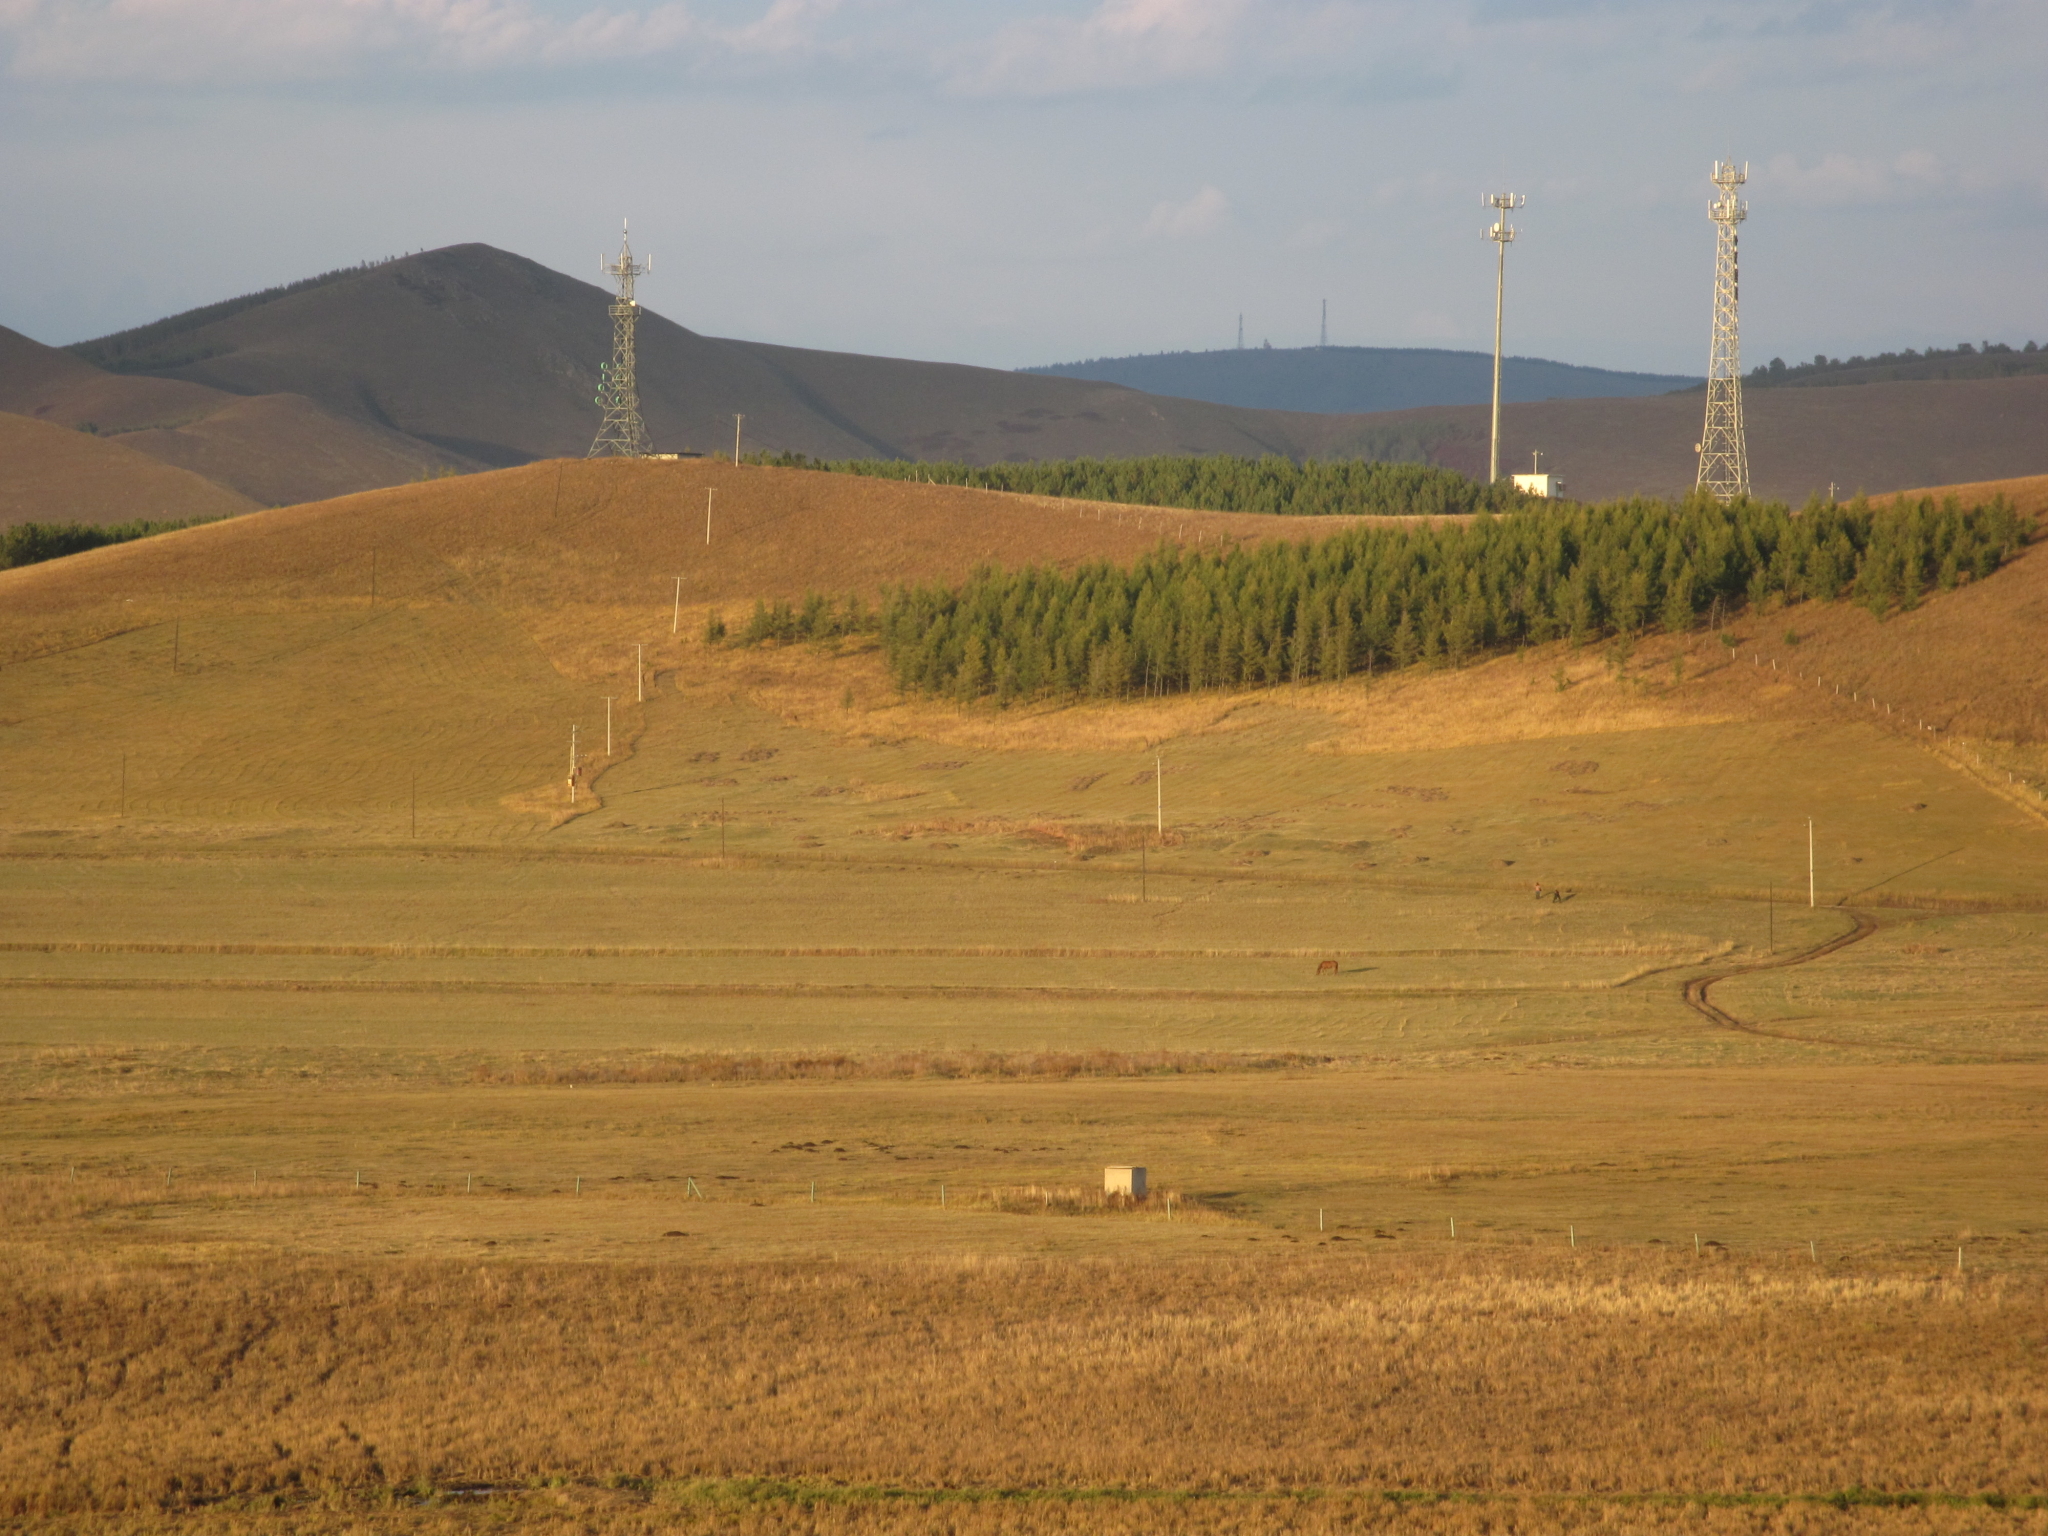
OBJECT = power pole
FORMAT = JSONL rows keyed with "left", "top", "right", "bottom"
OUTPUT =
{"left": 1155, "top": 753, "right": 1163, "bottom": 836}
{"left": 732, "top": 414, "right": 744, "bottom": 466}
{"left": 569, "top": 725, "right": 579, "bottom": 804}
{"left": 1807, "top": 816, "right": 1815, "bottom": 908}
{"left": 1320, "top": 299, "right": 1327, "bottom": 349}
{"left": 705, "top": 487, "right": 714, "bottom": 544}
{"left": 1236, "top": 313, "right": 1244, "bottom": 350}
{"left": 589, "top": 221, "right": 651, "bottom": 458}
{"left": 672, "top": 576, "right": 682, "bottom": 635}
{"left": 1696, "top": 161, "right": 1751, "bottom": 501}
{"left": 1484, "top": 193, "right": 1524, "bottom": 486}
{"left": 635, "top": 643, "right": 644, "bottom": 703}
{"left": 604, "top": 696, "right": 614, "bottom": 757}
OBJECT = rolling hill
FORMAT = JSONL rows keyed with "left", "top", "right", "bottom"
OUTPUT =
{"left": 0, "top": 410, "right": 257, "bottom": 530}
{"left": 1024, "top": 345, "right": 1698, "bottom": 413}
{"left": 13, "top": 242, "right": 2046, "bottom": 524}
{"left": 0, "top": 323, "right": 470, "bottom": 515}
{"left": 60, "top": 245, "right": 1391, "bottom": 472}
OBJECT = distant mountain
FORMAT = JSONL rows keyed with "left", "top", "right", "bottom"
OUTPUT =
{"left": 11, "top": 244, "right": 2045, "bottom": 524}
{"left": 0, "top": 410, "right": 257, "bottom": 531}
{"left": 1741, "top": 340, "right": 2048, "bottom": 391}
{"left": 1325, "top": 374, "right": 2048, "bottom": 504}
{"left": 58, "top": 245, "right": 1398, "bottom": 474}
{"left": 1022, "top": 346, "right": 1699, "bottom": 414}
{"left": 0, "top": 322, "right": 468, "bottom": 513}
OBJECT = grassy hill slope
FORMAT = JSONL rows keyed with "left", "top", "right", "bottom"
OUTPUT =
{"left": 3, "top": 466, "right": 2045, "bottom": 1536}
{"left": 1026, "top": 344, "right": 1697, "bottom": 413}
{"left": 0, "top": 323, "right": 471, "bottom": 513}
{"left": 1, "top": 460, "right": 2041, "bottom": 848}
{"left": 0, "top": 411, "right": 257, "bottom": 530}
{"left": 49, "top": 246, "right": 2048, "bottom": 503}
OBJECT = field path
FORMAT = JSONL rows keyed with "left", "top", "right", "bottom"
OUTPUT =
{"left": 1680, "top": 908, "right": 1880, "bottom": 1042}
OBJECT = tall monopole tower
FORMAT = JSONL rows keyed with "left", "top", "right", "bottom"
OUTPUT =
{"left": 1695, "top": 161, "right": 1750, "bottom": 502}
{"left": 589, "top": 222, "right": 651, "bottom": 458}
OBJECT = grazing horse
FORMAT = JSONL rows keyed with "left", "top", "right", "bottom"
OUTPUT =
{"left": 1316, "top": 959, "right": 1340, "bottom": 976}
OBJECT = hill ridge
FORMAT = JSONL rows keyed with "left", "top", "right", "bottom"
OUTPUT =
{"left": 1024, "top": 343, "right": 1699, "bottom": 414}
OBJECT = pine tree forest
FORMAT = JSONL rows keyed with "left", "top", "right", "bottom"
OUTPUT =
{"left": 745, "top": 452, "right": 1525, "bottom": 519}
{"left": 758, "top": 490, "right": 2025, "bottom": 704}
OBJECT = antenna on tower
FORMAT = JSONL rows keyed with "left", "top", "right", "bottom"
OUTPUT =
{"left": 1696, "top": 161, "right": 1751, "bottom": 501}
{"left": 589, "top": 219, "right": 652, "bottom": 459}
{"left": 1484, "top": 192, "right": 1525, "bottom": 485}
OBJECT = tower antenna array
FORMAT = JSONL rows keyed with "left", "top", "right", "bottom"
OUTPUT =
{"left": 1484, "top": 192, "right": 1524, "bottom": 485}
{"left": 589, "top": 220, "right": 652, "bottom": 458}
{"left": 1695, "top": 161, "right": 1750, "bottom": 501}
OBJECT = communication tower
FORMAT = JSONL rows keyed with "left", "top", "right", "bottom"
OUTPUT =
{"left": 589, "top": 221, "right": 652, "bottom": 458}
{"left": 1484, "top": 192, "right": 1524, "bottom": 485}
{"left": 1695, "top": 162, "right": 1751, "bottom": 501}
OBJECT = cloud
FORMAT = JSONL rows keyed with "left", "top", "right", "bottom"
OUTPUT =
{"left": 1760, "top": 149, "right": 1949, "bottom": 205}
{"left": 1143, "top": 184, "right": 1229, "bottom": 238}
{"left": 0, "top": 0, "right": 770, "bottom": 84}
{"left": 961, "top": 0, "right": 1249, "bottom": 97}
{"left": 950, "top": 0, "right": 1391, "bottom": 99}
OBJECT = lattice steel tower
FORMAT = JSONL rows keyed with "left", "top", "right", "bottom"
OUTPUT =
{"left": 1695, "top": 161, "right": 1750, "bottom": 501}
{"left": 589, "top": 221, "right": 651, "bottom": 458}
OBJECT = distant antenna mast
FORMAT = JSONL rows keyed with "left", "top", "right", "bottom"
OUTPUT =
{"left": 1696, "top": 161, "right": 1751, "bottom": 501}
{"left": 1320, "top": 299, "right": 1327, "bottom": 349}
{"left": 1236, "top": 313, "right": 1244, "bottom": 351}
{"left": 1484, "top": 193, "right": 1524, "bottom": 485}
{"left": 589, "top": 220, "right": 651, "bottom": 458}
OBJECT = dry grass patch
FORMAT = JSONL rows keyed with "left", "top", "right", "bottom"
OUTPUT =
{"left": 3, "top": 1247, "right": 2043, "bottom": 1523}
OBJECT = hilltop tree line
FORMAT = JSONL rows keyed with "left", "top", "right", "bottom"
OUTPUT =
{"left": 745, "top": 451, "right": 1528, "bottom": 518}
{"left": 848, "top": 492, "right": 2025, "bottom": 703}
{"left": 0, "top": 516, "right": 215, "bottom": 572}
{"left": 1745, "top": 340, "right": 2046, "bottom": 390}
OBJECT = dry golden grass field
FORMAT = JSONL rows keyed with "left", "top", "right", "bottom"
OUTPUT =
{"left": 2, "top": 463, "right": 2046, "bottom": 1534}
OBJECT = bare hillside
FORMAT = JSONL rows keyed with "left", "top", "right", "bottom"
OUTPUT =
{"left": 64, "top": 245, "right": 1362, "bottom": 469}
{"left": 0, "top": 324, "right": 471, "bottom": 513}
{"left": 46, "top": 244, "right": 2048, "bottom": 507}
{"left": 0, "top": 458, "right": 1322, "bottom": 661}
{"left": 0, "top": 412, "right": 257, "bottom": 530}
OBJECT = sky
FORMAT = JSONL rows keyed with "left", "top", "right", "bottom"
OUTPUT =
{"left": 1, "top": 0, "right": 2044, "bottom": 375}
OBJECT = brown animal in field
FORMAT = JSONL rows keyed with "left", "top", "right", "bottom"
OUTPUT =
{"left": 1316, "top": 959, "right": 1339, "bottom": 976}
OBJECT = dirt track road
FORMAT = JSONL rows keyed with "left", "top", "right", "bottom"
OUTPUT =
{"left": 1680, "top": 908, "right": 1880, "bottom": 1041}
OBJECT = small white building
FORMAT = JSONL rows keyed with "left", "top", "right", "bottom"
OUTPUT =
{"left": 1512, "top": 451, "right": 1565, "bottom": 499}
{"left": 1104, "top": 1165, "right": 1147, "bottom": 1199}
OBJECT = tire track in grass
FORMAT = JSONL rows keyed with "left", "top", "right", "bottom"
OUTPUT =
{"left": 1680, "top": 908, "right": 1880, "bottom": 1044}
